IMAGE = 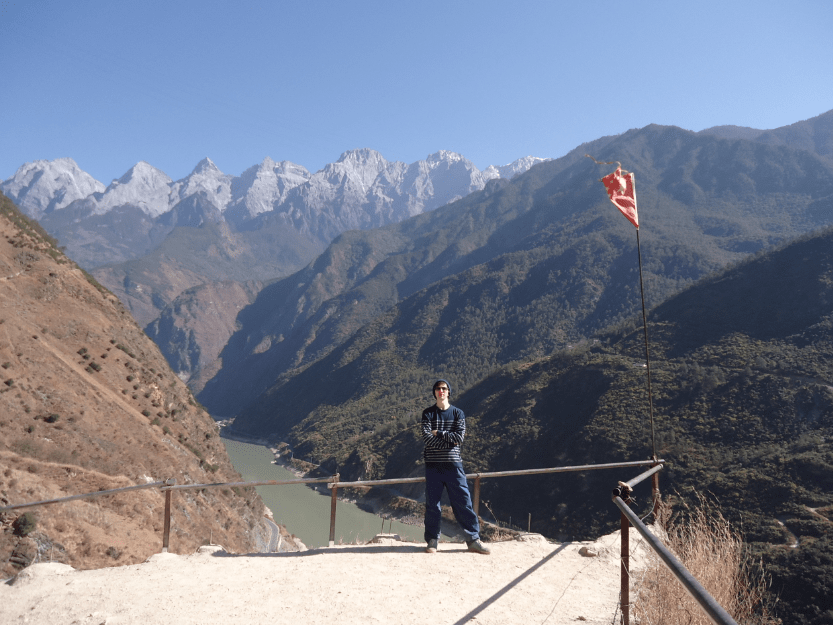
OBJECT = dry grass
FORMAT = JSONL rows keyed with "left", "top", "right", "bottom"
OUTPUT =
{"left": 632, "top": 494, "right": 777, "bottom": 625}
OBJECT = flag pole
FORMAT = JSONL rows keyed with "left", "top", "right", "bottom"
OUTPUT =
{"left": 588, "top": 156, "right": 657, "bottom": 461}
{"left": 635, "top": 226, "right": 657, "bottom": 461}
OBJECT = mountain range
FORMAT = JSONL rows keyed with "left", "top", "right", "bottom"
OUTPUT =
{"left": 188, "top": 112, "right": 833, "bottom": 623}
{"left": 198, "top": 113, "right": 833, "bottom": 426}
{"left": 1, "top": 150, "right": 547, "bottom": 271}
{"left": 3, "top": 108, "right": 833, "bottom": 622}
{"left": 1, "top": 150, "right": 548, "bottom": 387}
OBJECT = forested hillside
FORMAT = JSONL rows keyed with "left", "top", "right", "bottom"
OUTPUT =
{"left": 205, "top": 116, "right": 833, "bottom": 622}
{"left": 214, "top": 120, "right": 833, "bottom": 434}
{"left": 456, "top": 228, "right": 833, "bottom": 624}
{"left": 261, "top": 227, "right": 832, "bottom": 623}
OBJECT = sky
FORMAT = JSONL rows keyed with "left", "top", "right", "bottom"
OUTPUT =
{"left": 2, "top": 0, "right": 832, "bottom": 185}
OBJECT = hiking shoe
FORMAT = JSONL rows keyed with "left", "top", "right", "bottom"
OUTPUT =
{"left": 425, "top": 539, "right": 438, "bottom": 553}
{"left": 466, "top": 539, "right": 490, "bottom": 555}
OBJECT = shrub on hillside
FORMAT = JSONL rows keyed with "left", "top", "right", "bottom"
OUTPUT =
{"left": 115, "top": 344, "right": 136, "bottom": 358}
{"left": 12, "top": 512, "right": 37, "bottom": 536}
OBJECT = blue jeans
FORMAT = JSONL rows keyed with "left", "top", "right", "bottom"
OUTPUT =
{"left": 424, "top": 465, "right": 480, "bottom": 542}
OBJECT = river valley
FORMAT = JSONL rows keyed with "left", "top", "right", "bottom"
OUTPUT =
{"left": 222, "top": 438, "right": 435, "bottom": 548}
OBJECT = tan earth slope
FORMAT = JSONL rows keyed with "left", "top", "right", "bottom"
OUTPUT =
{"left": 0, "top": 192, "right": 269, "bottom": 577}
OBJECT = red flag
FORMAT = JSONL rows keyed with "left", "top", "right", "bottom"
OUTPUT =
{"left": 600, "top": 167, "right": 639, "bottom": 229}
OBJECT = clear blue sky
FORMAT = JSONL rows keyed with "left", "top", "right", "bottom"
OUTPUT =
{"left": 2, "top": 0, "right": 831, "bottom": 184}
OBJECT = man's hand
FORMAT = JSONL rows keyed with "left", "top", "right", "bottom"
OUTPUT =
{"left": 431, "top": 430, "right": 438, "bottom": 436}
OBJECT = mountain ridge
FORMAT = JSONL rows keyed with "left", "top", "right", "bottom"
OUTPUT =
{"left": 1, "top": 150, "right": 549, "bottom": 329}
{"left": 2, "top": 150, "right": 547, "bottom": 237}
{"left": 699, "top": 109, "right": 833, "bottom": 161}
{"left": 201, "top": 121, "right": 833, "bottom": 420}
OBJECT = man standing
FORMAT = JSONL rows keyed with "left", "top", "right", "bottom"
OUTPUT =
{"left": 422, "top": 379, "right": 490, "bottom": 554}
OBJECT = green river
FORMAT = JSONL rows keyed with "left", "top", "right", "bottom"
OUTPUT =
{"left": 222, "top": 438, "right": 433, "bottom": 548}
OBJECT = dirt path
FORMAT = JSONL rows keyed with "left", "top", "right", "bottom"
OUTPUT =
{"left": 1, "top": 530, "right": 652, "bottom": 625}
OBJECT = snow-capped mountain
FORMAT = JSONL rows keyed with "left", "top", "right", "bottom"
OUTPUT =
{"left": 3, "top": 150, "right": 546, "bottom": 224}
{"left": 38, "top": 159, "right": 224, "bottom": 219}
{"left": 279, "top": 149, "right": 504, "bottom": 238}
{"left": 170, "top": 158, "right": 234, "bottom": 211}
{"left": 1, "top": 157, "right": 105, "bottom": 217}
{"left": 0, "top": 149, "right": 548, "bottom": 386}
{"left": 89, "top": 161, "right": 174, "bottom": 217}
{"left": 482, "top": 156, "right": 548, "bottom": 180}
{"left": 224, "top": 157, "right": 311, "bottom": 224}
{"left": 1, "top": 150, "right": 549, "bottom": 269}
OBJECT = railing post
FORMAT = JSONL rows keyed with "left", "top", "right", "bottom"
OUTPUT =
{"left": 472, "top": 474, "right": 481, "bottom": 516}
{"left": 328, "top": 473, "right": 339, "bottom": 547}
{"left": 161, "top": 478, "right": 176, "bottom": 552}
{"left": 621, "top": 511, "right": 630, "bottom": 625}
{"left": 652, "top": 467, "right": 661, "bottom": 520}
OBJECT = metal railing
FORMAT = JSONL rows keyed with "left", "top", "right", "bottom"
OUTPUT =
{"left": 0, "top": 458, "right": 742, "bottom": 625}
{"left": 325, "top": 459, "right": 663, "bottom": 546}
{"left": 0, "top": 479, "right": 172, "bottom": 511}
{"left": 612, "top": 463, "right": 738, "bottom": 625}
{"left": 0, "top": 459, "right": 660, "bottom": 549}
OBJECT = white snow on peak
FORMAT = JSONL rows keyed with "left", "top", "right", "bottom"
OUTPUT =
{"left": 397, "top": 151, "right": 483, "bottom": 214}
{"left": 226, "top": 157, "right": 312, "bottom": 219}
{"left": 482, "top": 157, "right": 549, "bottom": 181}
{"left": 170, "top": 157, "right": 233, "bottom": 209}
{"left": 425, "top": 150, "right": 468, "bottom": 166}
{"left": 0, "top": 158, "right": 105, "bottom": 217}
{"left": 271, "top": 159, "right": 311, "bottom": 185}
{"left": 327, "top": 149, "right": 390, "bottom": 183}
{"left": 3, "top": 151, "right": 549, "bottom": 229}
{"left": 481, "top": 165, "right": 501, "bottom": 181}
{"left": 193, "top": 157, "right": 220, "bottom": 174}
{"left": 336, "top": 148, "right": 388, "bottom": 165}
{"left": 497, "top": 156, "right": 549, "bottom": 178}
{"left": 93, "top": 162, "right": 174, "bottom": 217}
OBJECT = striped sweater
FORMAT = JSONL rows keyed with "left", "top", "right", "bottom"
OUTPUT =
{"left": 421, "top": 404, "right": 466, "bottom": 466}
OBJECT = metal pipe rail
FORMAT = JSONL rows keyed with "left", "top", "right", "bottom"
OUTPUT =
{"left": 613, "top": 467, "right": 738, "bottom": 625}
{"left": 0, "top": 458, "right": 668, "bottom": 555}
{"left": 612, "top": 463, "right": 664, "bottom": 499}
{"left": 325, "top": 459, "right": 664, "bottom": 547}
{"left": 327, "top": 459, "right": 665, "bottom": 489}
{"left": 160, "top": 477, "right": 334, "bottom": 491}
{"left": 0, "top": 479, "right": 174, "bottom": 512}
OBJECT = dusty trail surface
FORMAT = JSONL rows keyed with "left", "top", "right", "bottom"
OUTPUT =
{"left": 1, "top": 530, "right": 652, "bottom": 625}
